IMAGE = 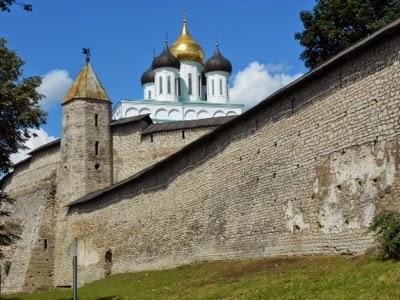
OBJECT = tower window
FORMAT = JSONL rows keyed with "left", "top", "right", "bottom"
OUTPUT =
{"left": 95, "top": 141, "right": 99, "bottom": 155}
{"left": 175, "top": 78, "right": 178, "bottom": 95}
{"left": 148, "top": 90, "right": 151, "bottom": 99}
{"left": 182, "top": 130, "right": 185, "bottom": 139}
{"left": 159, "top": 76, "right": 163, "bottom": 94}
{"left": 212, "top": 79, "right": 215, "bottom": 96}
{"left": 43, "top": 239, "right": 48, "bottom": 250}
{"left": 167, "top": 76, "right": 171, "bottom": 94}
{"left": 188, "top": 73, "right": 192, "bottom": 96}
{"left": 178, "top": 78, "right": 181, "bottom": 96}
{"left": 95, "top": 114, "right": 98, "bottom": 127}
{"left": 219, "top": 79, "right": 223, "bottom": 95}
{"left": 198, "top": 75, "right": 201, "bottom": 97}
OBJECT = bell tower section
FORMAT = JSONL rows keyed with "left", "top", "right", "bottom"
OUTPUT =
{"left": 58, "top": 59, "right": 113, "bottom": 205}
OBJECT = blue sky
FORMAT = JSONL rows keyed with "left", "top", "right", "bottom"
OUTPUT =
{"left": 2, "top": 0, "right": 316, "bottom": 159}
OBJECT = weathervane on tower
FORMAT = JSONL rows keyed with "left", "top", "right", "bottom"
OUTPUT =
{"left": 82, "top": 48, "right": 91, "bottom": 63}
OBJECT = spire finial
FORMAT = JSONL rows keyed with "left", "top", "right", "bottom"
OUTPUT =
{"left": 216, "top": 35, "right": 219, "bottom": 48}
{"left": 82, "top": 48, "right": 90, "bottom": 63}
{"left": 153, "top": 48, "right": 156, "bottom": 59}
{"left": 165, "top": 32, "right": 169, "bottom": 48}
{"left": 183, "top": 9, "right": 187, "bottom": 23}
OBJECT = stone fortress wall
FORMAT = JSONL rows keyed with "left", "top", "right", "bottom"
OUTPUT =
{"left": 1, "top": 145, "right": 59, "bottom": 292}
{"left": 60, "top": 22, "right": 400, "bottom": 286}
{"left": 1, "top": 117, "right": 223, "bottom": 292}
{"left": 112, "top": 118, "right": 220, "bottom": 182}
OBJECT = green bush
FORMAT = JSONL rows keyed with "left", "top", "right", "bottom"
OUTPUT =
{"left": 369, "top": 211, "right": 400, "bottom": 260}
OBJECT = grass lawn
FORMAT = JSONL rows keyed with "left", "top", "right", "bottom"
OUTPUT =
{"left": 3, "top": 255, "right": 400, "bottom": 300}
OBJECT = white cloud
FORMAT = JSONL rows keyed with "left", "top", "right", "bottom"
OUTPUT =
{"left": 37, "top": 69, "right": 73, "bottom": 106}
{"left": 230, "top": 62, "right": 303, "bottom": 110}
{"left": 10, "top": 128, "right": 57, "bottom": 164}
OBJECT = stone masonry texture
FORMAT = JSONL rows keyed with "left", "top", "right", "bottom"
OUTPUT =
{"left": 2, "top": 21, "right": 400, "bottom": 292}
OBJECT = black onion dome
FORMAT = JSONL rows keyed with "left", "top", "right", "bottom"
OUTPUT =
{"left": 204, "top": 46, "right": 232, "bottom": 74}
{"left": 152, "top": 46, "right": 180, "bottom": 70}
{"left": 140, "top": 65, "right": 155, "bottom": 85}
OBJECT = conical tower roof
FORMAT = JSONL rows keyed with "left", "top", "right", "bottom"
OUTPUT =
{"left": 63, "top": 62, "right": 110, "bottom": 104}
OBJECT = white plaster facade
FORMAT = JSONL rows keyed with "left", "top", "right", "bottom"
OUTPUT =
{"left": 112, "top": 100, "right": 243, "bottom": 122}
{"left": 206, "top": 71, "right": 230, "bottom": 103}
{"left": 154, "top": 67, "right": 180, "bottom": 102}
{"left": 178, "top": 60, "right": 203, "bottom": 102}
{"left": 143, "top": 82, "right": 155, "bottom": 100}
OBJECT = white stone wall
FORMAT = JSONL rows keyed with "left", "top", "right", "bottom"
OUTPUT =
{"left": 113, "top": 100, "right": 242, "bottom": 122}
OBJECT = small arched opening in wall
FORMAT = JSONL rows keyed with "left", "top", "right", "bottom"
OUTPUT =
{"left": 184, "top": 109, "right": 197, "bottom": 120}
{"left": 213, "top": 110, "right": 225, "bottom": 117}
{"left": 226, "top": 111, "right": 237, "bottom": 116}
{"left": 168, "top": 109, "right": 180, "bottom": 120}
{"left": 104, "top": 249, "right": 113, "bottom": 277}
{"left": 125, "top": 107, "right": 138, "bottom": 118}
{"left": 197, "top": 110, "right": 211, "bottom": 119}
{"left": 155, "top": 108, "right": 168, "bottom": 120}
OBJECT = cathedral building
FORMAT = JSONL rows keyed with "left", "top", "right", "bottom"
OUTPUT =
{"left": 112, "top": 18, "right": 243, "bottom": 122}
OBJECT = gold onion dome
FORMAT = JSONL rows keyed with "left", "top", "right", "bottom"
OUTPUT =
{"left": 170, "top": 18, "right": 204, "bottom": 64}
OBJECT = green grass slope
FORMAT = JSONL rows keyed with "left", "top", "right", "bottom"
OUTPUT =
{"left": 3, "top": 256, "right": 400, "bottom": 300}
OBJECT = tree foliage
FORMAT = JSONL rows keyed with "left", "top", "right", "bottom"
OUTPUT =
{"left": 295, "top": 0, "right": 400, "bottom": 69}
{"left": 0, "top": 38, "right": 46, "bottom": 258}
{"left": 0, "top": 0, "right": 32, "bottom": 12}
{"left": 0, "top": 38, "right": 46, "bottom": 173}
{"left": 369, "top": 211, "right": 400, "bottom": 260}
{"left": 0, "top": 191, "right": 20, "bottom": 259}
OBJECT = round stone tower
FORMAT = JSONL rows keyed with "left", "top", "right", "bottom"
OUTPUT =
{"left": 58, "top": 60, "right": 113, "bottom": 205}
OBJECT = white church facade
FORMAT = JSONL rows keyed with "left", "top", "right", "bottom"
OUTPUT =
{"left": 112, "top": 18, "right": 243, "bottom": 122}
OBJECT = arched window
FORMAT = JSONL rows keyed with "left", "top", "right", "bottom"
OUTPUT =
{"left": 175, "top": 78, "right": 179, "bottom": 95}
{"left": 159, "top": 76, "right": 163, "bottom": 94}
{"left": 148, "top": 90, "right": 151, "bottom": 99}
{"left": 219, "top": 79, "right": 223, "bottom": 95}
{"left": 198, "top": 75, "right": 201, "bottom": 97}
{"left": 212, "top": 79, "right": 215, "bottom": 96}
{"left": 95, "top": 114, "right": 98, "bottom": 127}
{"left": 188, "top": 73, "right": 193, "bottom": 95}
{"left": 167, "top": 76, "right": 171, "bottom": 94}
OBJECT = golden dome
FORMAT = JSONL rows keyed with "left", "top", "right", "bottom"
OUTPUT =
{"left": 170, "top": 19, "right": 204, "bottom": 64}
